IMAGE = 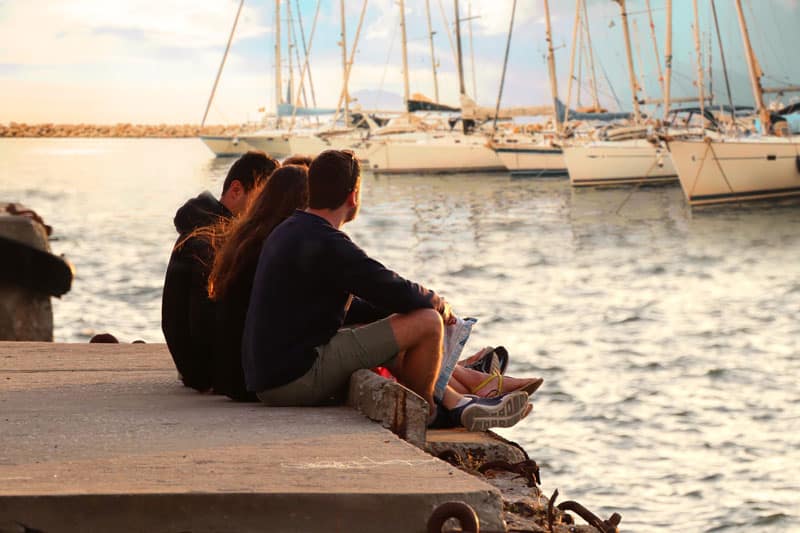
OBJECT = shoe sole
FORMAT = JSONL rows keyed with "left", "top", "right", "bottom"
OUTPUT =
{"left": 520, "top": 377, "right": 544, "bottom": 396}
{"left": 460, "top": 391, "right": 530, "bottom": 432}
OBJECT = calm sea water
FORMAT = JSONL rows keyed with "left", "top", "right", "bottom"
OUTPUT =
{"left": 2, "top": 138, "right": 799, "bottom": 531}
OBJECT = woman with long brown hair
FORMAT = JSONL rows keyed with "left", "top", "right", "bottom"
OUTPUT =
{"left": 207, "top": 164, "right": 309, "bottom": 401}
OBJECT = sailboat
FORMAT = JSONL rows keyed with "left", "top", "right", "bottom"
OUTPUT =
{"left": 666, "top": 0, "right": 800, "bottom": 205}
{"left": 364, "top": 0, "right": 505, "bottom": 175}
{"left": 562, "top": 0, "right": 678, "bottom": 187}
{"left": 488, "top": 0, "right": 567, "bottom": 178}
{"left": 200, "top": 1, "right": 371, "bottom": 159}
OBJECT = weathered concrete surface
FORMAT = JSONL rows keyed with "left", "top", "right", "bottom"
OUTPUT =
{"left": 427, "top": 429, "right": 528, "bottom": 465}
{"left": 0, "top": 343, "right": 506, "bottom": 533}
{"left": 0, "top": 210, "right": 53, "bottom": 341}
{"left": 347, "top": 369, "right": 428, "bottom": 449}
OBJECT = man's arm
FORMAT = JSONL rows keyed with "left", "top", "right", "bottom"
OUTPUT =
{"left": 324, "top": 231, "right": 446, "bottom": 315}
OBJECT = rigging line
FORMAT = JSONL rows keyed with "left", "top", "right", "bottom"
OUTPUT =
{"left": 595, "top": 40, "right": 622, "bottom": 111}
{"left": 436, "top": 0, "right": 459, "bottom": 79}
{"left": 331, "top": 0, "right": 369, "bottom": 127}
{"left": 492, "top": 0, "right": 516, "bottom": 133}
{"left": 614, "top": 156, "right": 659, "bottom": 215}
{"left": 581, "top": 0, "right": 600, "bottom": 110}
{"left": 468, "top": 0, "right": 477, "bottom": 100}
{"left": 286, "top": 0, "right": 308, "bottom": 111}
{"left": 711, "top": 0, "right": 735, "bottom": 124}
{"left": 374, "top": 16, "right": 399, "bottom": 110}
{"left": 201, "top": 0, "right": 244, "bottom": 127}
{"left": 289, "top": 0, "right": 321, "bottom": 129}
{"left": 295, "top": 0, "right": 318, "bottom": 108}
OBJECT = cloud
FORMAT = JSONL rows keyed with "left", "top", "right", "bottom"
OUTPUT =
{"left": 0, "top": 0, "right": 268, "bottom": 66}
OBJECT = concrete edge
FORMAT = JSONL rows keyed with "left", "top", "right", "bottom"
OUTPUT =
{"left": 0, "top": 491, "right": 507, "bottom": 533}
{"left": 347, "top": 369, "right": 428, "bottom": 449}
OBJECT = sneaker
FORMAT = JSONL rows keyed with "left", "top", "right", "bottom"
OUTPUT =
{"left": 451, "top": 390, "right": 530, "bottom": 432}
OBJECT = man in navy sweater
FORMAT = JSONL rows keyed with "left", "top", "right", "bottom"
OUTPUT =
{"left": 242, "top": 150, "right": 530, "bottom": 431}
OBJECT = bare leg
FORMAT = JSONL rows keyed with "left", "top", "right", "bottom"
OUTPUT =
{"left": 449, "top": 365, "right": 543, "bottom": 397}
{"left": 387, "top": 309, "right": 444, "bottom": 414}
{"left": 458, "top": 346, "right": 494, "bottom": 367}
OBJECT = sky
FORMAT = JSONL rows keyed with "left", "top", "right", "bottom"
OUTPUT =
{"left": 1, "top": 0, "right": 798, "bottom": 125}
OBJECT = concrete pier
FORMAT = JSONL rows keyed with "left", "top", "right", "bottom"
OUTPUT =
{"left": 0, "top": 342, "right": 507, "bottom": 533}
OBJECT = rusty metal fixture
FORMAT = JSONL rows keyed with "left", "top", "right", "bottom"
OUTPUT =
{"left": 436, "top": 449, "right": 465, "bottom": 468}
{"left": 427, "top": 501, "right": 480, "bottom": 533}
{"left": 477, "top": 459, "right": 541, "bottom": 487}
{"left": 546, "top": 489, "right": 559, "bottom": 533}
{"left": 506, "top": 500, "right": 537, "bottom": 518}
{"left": 556, "top": 500, "right": 621, "bottom": 533}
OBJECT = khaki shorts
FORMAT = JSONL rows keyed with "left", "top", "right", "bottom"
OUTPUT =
{"left": 256, "top": 317, "right": 399, "bottom": 406}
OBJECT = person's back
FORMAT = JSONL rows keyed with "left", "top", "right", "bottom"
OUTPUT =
{"left": 161, "top": 151, "right": 278, "bottom": 392}
{"left": 242, "top": 150, "right": 533, "bottom": 432}
{"left": 162, "top": 191, "right": 230, "bottom": 391}
{"left": 208, "top": 165, "right": 309, "bottom": 401}
{"left": 243, "top": 210, "right": 375, "bottom": 392}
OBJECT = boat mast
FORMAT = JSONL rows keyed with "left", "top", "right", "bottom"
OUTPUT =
{"left": 645, "top": 0, "right": 664, "bottom": 100}
{"left": 287, "top": 0, "right": 295, "bottom": 109}
{"left": 340, "top": 0, "right": 350, "bottom": 126}
{"left": 454, "top": 0, "right": 466, "bottom": 97}
{"left": 331, "top": 0, "right": 369, "bottom": 126}
{"left": 613, "top": 0, "right": 641, "bottom": 122}
{"left": 543, "top": 0, "right": 561, "bottom": 133}
{"left": 733, "top": 0, "right": 769, "bottom": 134}
{"left": 275, "top": 0, "right": 283, "bottom": 125}
{"left": 580, "top": 0, "right": 600, "bottom": 111}
{"left": 663, "top": 0, "right": 672, "bottom": 119}
{"left": 563, "top": 0, "right": 582, "bottom": 124}
{"left": 492, "top": 0, "right": 516, "bottom": 132}
{"left": 295, "top": 0, "right": 318, "bottom": 109}
{"left": 201, "top": 0, "right": 244, "bottom": 127}
{"left": 290, "top": 0, "right": 322, "bottom": 128}
{"left": 399, "top": 0, "right": 411, "bottom": 113}
{"left": 468, "top": 1, "right": 477, "bottom": 99}
{"left": 631, "top": 18, "right": 650, "bottom": 104}
{"left": 691, "top": 0, "right": 705, "bottom": 118}
{"left": 711, "top": 0, "right": 735, "bottom": 122}
{"left": 424, "top": 0, "right": 440, "bottom": 102}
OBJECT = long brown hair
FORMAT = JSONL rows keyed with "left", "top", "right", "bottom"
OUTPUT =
{"left": 208, "top": 165, "right": 309, "bottom": 301}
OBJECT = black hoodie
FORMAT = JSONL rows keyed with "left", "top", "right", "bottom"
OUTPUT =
{"left": 161, "top": 191, "right": 230, "bottom": 392}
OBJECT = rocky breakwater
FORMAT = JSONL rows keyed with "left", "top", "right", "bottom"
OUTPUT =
{"left": 0, "top": 122, "right": 243, "bottom": 138}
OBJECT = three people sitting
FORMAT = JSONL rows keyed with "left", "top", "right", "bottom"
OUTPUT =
{"left": 162, "top": 150, "right": 541, "bottom": 431}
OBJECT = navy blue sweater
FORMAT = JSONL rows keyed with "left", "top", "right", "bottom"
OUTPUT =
{"left": 242, "top": 210, "right": 444, "bottom": 392}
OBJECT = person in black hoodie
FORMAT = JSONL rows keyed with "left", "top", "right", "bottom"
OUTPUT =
{"left": 207, "top": 164, "right": 309, "bottom": 401}
{"left": 162, "top": 151, "right": 278, "bottom": 393}
{"left": 242, "top": 150, "right": 532, "bottom": 432}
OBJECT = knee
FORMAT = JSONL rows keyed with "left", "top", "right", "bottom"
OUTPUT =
{"left": 413, "top": 308, "right": 443, "bottom": 337}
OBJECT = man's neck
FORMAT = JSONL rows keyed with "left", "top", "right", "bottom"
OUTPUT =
{"left": 305, "top": 208, "right": 346, "bottom": 230}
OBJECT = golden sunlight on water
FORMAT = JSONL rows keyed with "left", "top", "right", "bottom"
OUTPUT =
{"left": 2, "top": 138, "right": 799, "bottom": 530}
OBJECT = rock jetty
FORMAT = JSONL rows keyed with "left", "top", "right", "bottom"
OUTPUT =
{"left": 0, "top": 122, "right": 243, "bottom": 138}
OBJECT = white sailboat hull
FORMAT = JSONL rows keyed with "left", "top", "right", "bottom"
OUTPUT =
{"left": 237, "top": 134, "right": 293, "bottom": 159}
{"left": 563, "top": 140, "right": 678, "bottom": 186}
{"left": 366, "top": 137, "right": 506, "bottom": 174}
{"left": 199, "top": 136, "right": 258, "bottom": 157}
{"left": 492, "top": 144, "right": 567, "bottom": 177}
{"left": 240, "top": 131, "right": 371, "bottom": 161}
{"left": 668, "top": 136, "right": 800, "bottom": 205}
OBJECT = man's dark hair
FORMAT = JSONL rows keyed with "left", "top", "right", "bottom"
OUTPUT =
{"left": 308, "top": 150, "right": 360, "bottom": 210}
{"left": 282, "top": 154, "right": 313, "bottom": 167}
{"left": 222, "top": 151, "right": 280, "bottom": 194}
